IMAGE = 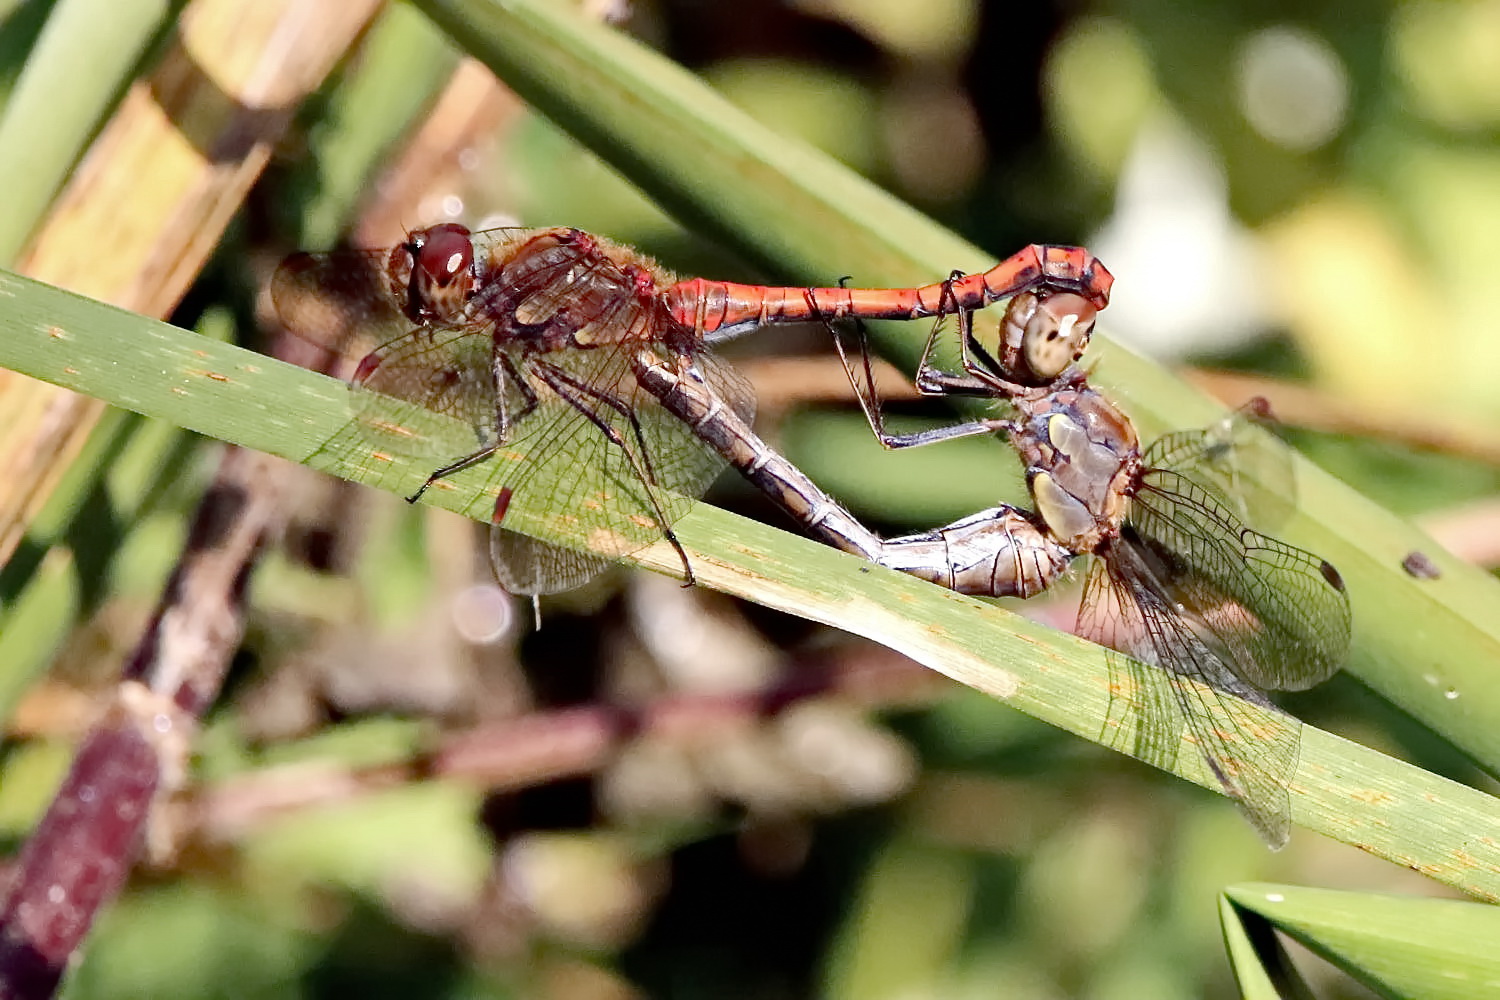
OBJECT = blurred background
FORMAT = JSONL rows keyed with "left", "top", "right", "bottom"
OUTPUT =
{"left": 3, "top": 0, "right": 1499, "bottom": 997}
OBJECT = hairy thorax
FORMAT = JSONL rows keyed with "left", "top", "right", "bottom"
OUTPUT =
{"left": 1009, "top": 382, "right": 1140, "bottom": 554}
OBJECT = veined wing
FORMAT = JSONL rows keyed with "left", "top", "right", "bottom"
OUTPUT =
{"left": 1078, "top": 542, "right": 1303, "bottom": 848}
{"left": 1141, "top": 403, "right": 1295, "bottom": 532}
{"left": 271, "top": 247, "right": 411, "bottom": 363}
{"left": 1077, "top": 410, "right": 1349, "bottom": 846}
{"left": 1129, "top": 466, "right": 1349, "bottom": 692}
{"left": 485, "top": 349, "right": 755, "bottom": 595}
{"left": 344, "top": 325, "right": 501, "bottom": 458}
{"left": 276, "top": 243, "right": 509, "bottom": 461}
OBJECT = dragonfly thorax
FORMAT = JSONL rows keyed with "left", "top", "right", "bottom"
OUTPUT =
{"left": 494, "top": 229, "right": 685, "bottom": 354}
{"left": 1012, "top": 385, "right": 1139, "bottom": 553}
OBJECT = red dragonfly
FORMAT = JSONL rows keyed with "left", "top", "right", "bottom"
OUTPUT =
{"left": 270, "top": 224, "right": 1113, "bottom": 596}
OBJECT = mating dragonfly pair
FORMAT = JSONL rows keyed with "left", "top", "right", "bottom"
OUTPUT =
{"left": 271, "top": 225, "right": 1351, "bottom": 847}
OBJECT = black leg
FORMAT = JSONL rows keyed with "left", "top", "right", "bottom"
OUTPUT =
{"left": 494, "top": 351, "right": 539, "bottom": 444}
{"left": 531, "top": 359, "right": 696, "bottom": 587}
{"left": 407, "top": 444, "right": 499, "bottom": 503}
{"left": 407, "top": 352, "right": 540, "bottom": 504}
{"left": 816, "top": 279, "right": 1013, "bottom": 451}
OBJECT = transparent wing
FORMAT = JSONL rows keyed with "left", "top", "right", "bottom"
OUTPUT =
{"left": 271, "top": 248, "right": 409, "bottom": 361}
{"left": 1086, "top": 556, "right": 1184, "bottom": 776}
{"left": 479, "top": 348, "right": 755, "bottom": 595}
{"left": 1078, "top": 544, "right": 1303, "bottom": 848}
{"left": 1130, "top": 468, "right": 1349, "bottom": 692}
{"left": 1141, "top": 403, "right": 1294, "bottom": 531}
{"left": 489, "top": 531, "right": 615, "bottom": 597}
{"left": 285, "top": 227, "right": 757, "bottom": 598}
{"left": 274, "top": 243, "right": 506, "bottom": 459}
{"left": 346, "top": 328, "right": 500, "bottom": 457}
{"left": 1078, "top": 407, "right": 1349, "bottom": 847}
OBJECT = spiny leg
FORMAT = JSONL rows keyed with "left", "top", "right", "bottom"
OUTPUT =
{"left": 403, "top": 354, "right": 541, "bottom": 505}
{"left": 940, "top": 272, "right": 1019, "bottom": 397}
{"left": 817, "top": 278, "right": 1012, "bottom": 451}
{"left": 406, "top": 443, "right": 499, "bottom": 503}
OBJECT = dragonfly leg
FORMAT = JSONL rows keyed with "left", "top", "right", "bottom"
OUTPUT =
{"left": 900, "top": 271, "right": 1022, "bottom": 400}
{"left": 407, "top": 444, "right": 499, "bottom": 503}
{"left": 495, "top": 351, "right": 540, "bottom": 444}
{"left": 406, "top": 356, "right": 542, "bottom": 504}
{"left": 827, "top": 314, "right": 900, "bottom": 444}
{"left": 947, "top": 280, "right": 1027, "bottom": 396}
{"left": 531, "top": 360, "right": 696, "bottom": 587}
{"left": 871, "top": 419, "right": 1016, "bottom": 450}
{"left": 823, "top": 281, "right": 1014, "bottom": 451}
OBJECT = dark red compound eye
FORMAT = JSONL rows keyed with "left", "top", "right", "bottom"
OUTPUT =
{"left": 414, "top": 223, "right": 474, "bottom": 289}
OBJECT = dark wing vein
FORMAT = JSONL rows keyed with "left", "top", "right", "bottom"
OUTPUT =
{"left": 1079, "top": 543, "right": 1302, "bottom": 848}
{"left": 1132, "top": 468, "right": 1349, "bottom": 692}
{"left": 482, "top": 349, "right": 751, "bottom": 595}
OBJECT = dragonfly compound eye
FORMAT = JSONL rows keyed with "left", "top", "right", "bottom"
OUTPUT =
{"left": 387, "top": 223, "right": 476, "bottom": 324}
{"left": 413, "top": 224, "right": 476, "bottom": 314}
{"left": 1021, "top": 292, "right": 1095, "bottom": 382}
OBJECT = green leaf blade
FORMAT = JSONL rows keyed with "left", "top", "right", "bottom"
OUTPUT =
{"left": 1226, "top": 882, "right": 1500, "bottom": 1000}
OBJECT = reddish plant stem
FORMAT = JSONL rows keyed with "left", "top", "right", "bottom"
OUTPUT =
{"left": 0, "top": 447, "right": 288, "bottom": 998}
{"left": 186, "top": 646, "right": 941, "bottom": 843}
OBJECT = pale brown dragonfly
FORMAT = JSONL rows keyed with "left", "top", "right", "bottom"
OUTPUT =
{"left": 639, "top": 261, "right": 1350, "bottom": 846}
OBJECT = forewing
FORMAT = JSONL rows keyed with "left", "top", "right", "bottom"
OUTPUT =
{"left": 1078, "top": 543, "right": 1301, "bottom": 848}
{"left": 271, "top": 249, "right": 408, "bottom": 362}
{"left": 276, "top": 243, "right": 508, "bottom": 470}
{"left": 1131, "top": 468, "right": 1349, "bottom": 692}
{"left": 350, "top": 328, "right": 499, "bottom": 456}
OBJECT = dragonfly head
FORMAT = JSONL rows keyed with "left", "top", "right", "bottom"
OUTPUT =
{"left": 1000, "top": 290, "right": 1097, "bottom": 385}
{"left": 389, "top": 223, "right": 477, "bottom": 325}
